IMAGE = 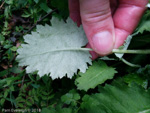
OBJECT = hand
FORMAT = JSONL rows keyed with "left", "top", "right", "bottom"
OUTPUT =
{"left": 69, "top": 0, "right": 148, "bottom": 59}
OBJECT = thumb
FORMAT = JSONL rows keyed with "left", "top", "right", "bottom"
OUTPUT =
{"left": 80, "top": 0, "right": 115, "bottom": 56}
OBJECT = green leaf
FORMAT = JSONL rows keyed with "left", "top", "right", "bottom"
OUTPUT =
{"left": 5, "top": 76, "right": 21, "bottom": 87}
{"left": 0, "top": 98, "right": 5, "bottom": 105}
{"left": 42, "top": 105, "right": 75, "bottom": 113}
{"left": 4, "top": 90, "right": 9, "bottom": 98}
{"left": 41, "top": 108, "right": 52, "bottom": 113}
{"left": 26, "top": 101, "right": 32, "bottom": 106}
{"left": 34, "top": 96, "right": 39, "bottom": 102}
{"left": 56, "top": 108, "right": 73, "bottom": 113}
{"left": 48, "top": 94, "right": 54, "bottom": 100}
{"left": 27, "top": 97, "right": 34, "bottom": 104}
{"left": 29, "top": 90, "right": 32, "bottom": 96}
{"left": 31, "top": 84, "right": 40, "bottom": 88}
{"left": 4, "top": 44, "right": 12, "bottom": 49}
{"left": 0, "top": 34, "right": 5, "bottom": 45}
{"left": 61, "top": 89, "right": 80, "bottom": 106}
{"left": 9, "top": 66, "right": 22, "bottom": 74}
{"left": 16, "top": 97, "right": 26, "bottom": 102}
{"left": 5, "top": 0, "right": 13, "bottom": 5}
{"left": 81, "top": 79, "right": 150, "bottom": 113}
{"left": 136, "top": 10, "right": 150, "bottom": 34}
{"left": 17, "top": 17, "right": 92, "bottom": 79}
{"left": 42, "top": 95, "right": 49, "bottom": 100}
{"left": 0, "top": 94, "right": 3, "bottom": 98}
{"left": 138, "top": 21, "right": 150, "bottom": 34}
{"left": 34, "top": 0, "right": 39, "bottom": 3}
{"left": 17, "top": 103, "right": 24, "bottom": 108}
{"left": 10, "top": 46, "right": 17, "bottom": 51}
{"left": 40, "top": 3, "right": 52, "bottom": 13}
{"left": 51, "top": 0, "right": 69, "bottom": 18}
{"left": 21, "top": 13, "right": 31, "bottom": 18}
{"left": 137, "top": 65, "right": 150, "bottom": 76}
{"left": 76, "top": 60, "right": 117, "bottom": 91}
{"left": 0, "top": 70, "right": 8, "bottom": 77}
{"left": 123, "top": 73, "right": 148, "bottom": 89}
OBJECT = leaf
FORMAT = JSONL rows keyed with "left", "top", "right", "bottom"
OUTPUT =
{"left": 41, "top": 107, "right": 74, "bottom": 113}
{"left": 0, "top": 70, "right": 8, "bottom": 77}
{"left": 34, "top": 0, "right": 39, "bottom": 3}
{"left": 10, "top": 46, "right": 17, "bottom": 51}
{"left": 16, "top": 97, "right": 26, "bottom": 102}
{"left": 40, "top": 3, "right": 52, "bottom": 13}
{"left": 4, "top": 90, "right": 9, "bottom": 98}
{"left": 41, "top": 108, "right": 52, "bottom": 113}
{"left": 9, "top": 66, "right": 22, "bottom": 73}
{"left": 115, "top": 35, "right": 133, "bottom": 59}
{"left": 136, "top": 10, "right": 150, "bottom": 34}
{"left": 51, "top": 0, "right": 69, "bottom": 18}
{"left": 137, "top": 65, "right": 150, "bottom": 76}
{"left": 75, "top": 60, "right": 117, "bottom": 91}
{"left": 26, "top": 101, "right": 32, "bottom": 106}
{"left": 138, "top": 21, "right": 150, "bottom": 34}
{"left": 81, "top": 79, "right": 150, "bottom": 113}
{"left": 0, "top": 98, "right": 5, "bottom": 105}
{"left": 123, "top": 73, "right": 148, "bottom": 89}
{"left": 61, "top": 89, "right": 80, "bottom": 106}
{"left": 115, "top": 10, "right": 150, "bottom": 59}
{"left": 17, "top": 17, "right": 92, "bottom": 79}
{"left": 31, "top": 84, "right": 40, "bottom": 88}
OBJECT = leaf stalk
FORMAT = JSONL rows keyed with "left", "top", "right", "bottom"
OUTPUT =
{"left": 112, "top": 49, "right": 150, "bottom": 54}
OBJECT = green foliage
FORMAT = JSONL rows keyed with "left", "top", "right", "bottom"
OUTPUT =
{"left": 123, "top": 65, "right": 150, "bottom": 89}
{"left": 81, "top": 79, "right": 150, "bottom": 113}
{"left": 75, "top": 60, "right": 117, "bottom": 91}
{"left": 136, "top": 10, "right": 150, "bottom": 34}
{"left": 51, "top": 0, "right": 69, "bottom": 18}
{"left": 123, "top": 73, "right": 148, "bottom": 89}
{"left": 15, "top": 78, "right": 54, "bottom": 108}
{"left": 61, "top": 89, "right": 80, "bottom": 106}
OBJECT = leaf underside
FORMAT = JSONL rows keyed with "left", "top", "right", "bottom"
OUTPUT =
{"left": 17, "top": 18, "right": 92, "bottom": 79}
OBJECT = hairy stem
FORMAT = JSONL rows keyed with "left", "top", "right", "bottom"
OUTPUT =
{"left": 79, "top": 48, "right": 150, "bottom": 54}
{"left": 112, "top": 49, "right": 150, "bottom": 54}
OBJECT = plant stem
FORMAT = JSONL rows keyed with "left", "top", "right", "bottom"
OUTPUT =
{"left": 21, "top": 75, "right": 25, "bottom": 89}
{"left": 112, "top": 49, "right": 150, "bottom": 54}
{"left": 78, "top": 48, "right": 150, "bottom": 54}
{"left": 121, "top": 58, "right": 141, "bottom": 68}
{"left": 0, "top": 1, "right": 5, "bottom": 9}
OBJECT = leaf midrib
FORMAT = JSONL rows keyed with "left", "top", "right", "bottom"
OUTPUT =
{"left": 18, "top": 48, "right": 92, "bottom": 58}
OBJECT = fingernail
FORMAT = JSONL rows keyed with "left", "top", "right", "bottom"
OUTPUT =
{"left": 92, "top": 31, "right": 114, "bottom": 56}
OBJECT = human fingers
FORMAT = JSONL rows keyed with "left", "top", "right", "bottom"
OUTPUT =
{"left": 113, "top": 0, "right": 148, "bottom": 48}
{"left": 79, "top": 0, "right": 115, "bottom": 56}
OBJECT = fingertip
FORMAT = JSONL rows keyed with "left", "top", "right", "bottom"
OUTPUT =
{"left": 114, "top": 28, "right": 130, "bottom": 49}
{"left": 91, "top": 31, "right": 114, "bottom": 56}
